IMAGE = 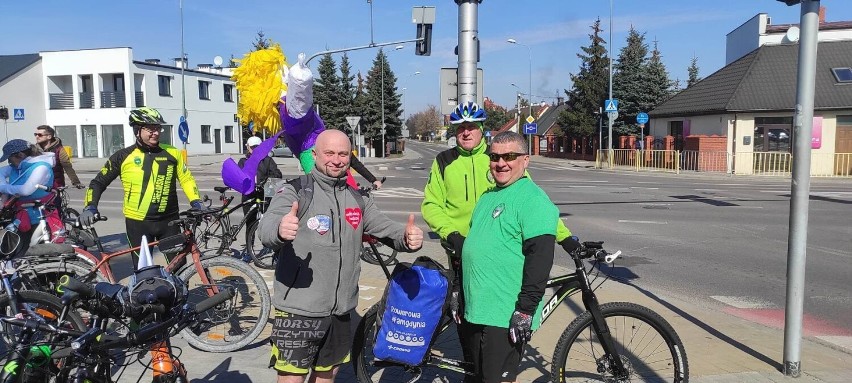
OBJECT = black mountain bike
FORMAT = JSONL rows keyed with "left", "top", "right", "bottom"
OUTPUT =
{"left": 352, "top": 241, "right": 689, "bottom": 383}
{"left": 194, "top": 186, "right": 269, "bottom": 265}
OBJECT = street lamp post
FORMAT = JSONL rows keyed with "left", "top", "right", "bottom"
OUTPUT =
{"left": 507, "top": 38, "right": 532, "bottom": 154}
{"left": 608, "top": 0, "right": 614, "bottom": 157}
{"left": 380, "top": 45, "right": 404, "bottom": 158}
{"left": 511, "top": 83, "right": 522, "bottom": 134}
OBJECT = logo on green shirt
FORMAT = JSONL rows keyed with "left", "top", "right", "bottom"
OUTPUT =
{"left": 492, "top": 203, "right": 505, "bottom": 218}
{"left": 134, "top": 157, "right": 142, "bottom": 166}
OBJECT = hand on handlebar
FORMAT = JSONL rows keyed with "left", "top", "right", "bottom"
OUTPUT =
{"left": 559, "top": 236, "right": 582, "bottom": 254}
{"left": 372, "top": 180, "right": 383, "bottom": 190}
{"left": 73, "top": 182, "right": 86, "bottom": 190}
{"left": 79, "top": 206, "right": 100, "bottom": 228}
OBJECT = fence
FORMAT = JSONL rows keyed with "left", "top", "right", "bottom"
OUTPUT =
{"left": 596, "top": 149, "right": 852, "bottom": 177}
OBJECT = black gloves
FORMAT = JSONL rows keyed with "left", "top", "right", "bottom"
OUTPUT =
{"left": 559, "top": 236, "right": 582, "bottom": 254}
{"left": 509, "top": 310, "right": 533, "bottom": 344}
{"left": 446, "top": 232, "right": 465, "bottom": 258}
{"left": 78, "top": 206, "right": 100, "bottom": 228}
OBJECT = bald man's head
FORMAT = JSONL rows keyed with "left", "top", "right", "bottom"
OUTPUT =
{"left": 313, "top": 130, "right": 351, "bottom": 178}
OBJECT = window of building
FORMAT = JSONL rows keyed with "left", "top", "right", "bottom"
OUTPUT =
{"left": 838, "top": 115, "right": 852, "bottom": 125}
{"left": 225, "top": 125, "right": 234, "bottom": 143}
{"left": 82, "top": 125, "right": 98, "bottom": 157}
{"left": 158, "top": 75, "right": 171, "bottom": 96}
{"left": 224, "top": 84, "right": 234, "bottom": 102}
{"left": 754, "top": 116, "right": 793, "bottom": 152}
{"left": 201, "top": 125, "right": 211, "bottom": 143}
{"left": 198, "top": 80, "right": 210, "bottom": 100}
{"left": 831, "top": 67, "right": 852, "bottom": 83}
{"left": 160, "top": 125, "right": 173, "bottom": 146}
{"left": 669, "top": 121, "right": 684, "bottom": 151}
{"left": 101, "top": 125, "right": 125, "bottom": 157}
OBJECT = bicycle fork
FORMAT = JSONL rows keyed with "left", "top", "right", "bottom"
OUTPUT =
{"left": 582, "top": 289, "right": 630, "bottom": 379}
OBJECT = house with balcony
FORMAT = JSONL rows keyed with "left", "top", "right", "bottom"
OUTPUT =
{"left": 0, "top": 47, "right": 239, "bottom": 158}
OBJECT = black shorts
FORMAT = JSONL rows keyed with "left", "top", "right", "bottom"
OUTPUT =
{"left": 268, "top": 310, "right": 351, "bottom": 374}
{"left": 460, "top": 321, "right": 524, "bottom": 383}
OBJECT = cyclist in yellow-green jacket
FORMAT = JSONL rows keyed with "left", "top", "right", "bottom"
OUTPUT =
{"left": 80, "top": 107, "right": 203, "bottom": 268}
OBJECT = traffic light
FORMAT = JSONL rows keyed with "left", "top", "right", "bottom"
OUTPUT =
{"left": 412, "top": 6, "right": 435, "bottom": 57}
{"left": 0, "top": 107, "right": 8, "bottom": 120}
{"left": 416, "top": 23, "right": 433, "bottom": 56}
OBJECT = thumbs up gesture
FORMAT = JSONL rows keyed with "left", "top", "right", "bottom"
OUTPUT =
{"left": 404, "top": 214, "right": 423, "bottom": 251}
{"left": 278, "top": 201, "right": 300, "bottom": 241}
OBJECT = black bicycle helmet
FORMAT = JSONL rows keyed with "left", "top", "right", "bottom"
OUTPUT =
{"left": 129, "top": 107, "right": 167, "bottom": 127}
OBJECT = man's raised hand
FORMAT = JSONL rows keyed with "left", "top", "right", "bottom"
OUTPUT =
{"left": 404, "top": 214, "right": 423, "bottom": 250}
{"left": 278, "top": 201, "right": 300, "bottom": 241}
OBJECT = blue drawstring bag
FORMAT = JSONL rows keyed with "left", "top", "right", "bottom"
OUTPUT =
{"left": 373, "top": 256, "right": 451, "bottom": 366}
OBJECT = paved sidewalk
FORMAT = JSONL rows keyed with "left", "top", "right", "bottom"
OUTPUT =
{"left": 338, "top": 241, "right": 852, "bottom": 383}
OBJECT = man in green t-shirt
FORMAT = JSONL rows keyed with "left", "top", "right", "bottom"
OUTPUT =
{"left": 462, "top": 131, "right": 572, "bottom": 383}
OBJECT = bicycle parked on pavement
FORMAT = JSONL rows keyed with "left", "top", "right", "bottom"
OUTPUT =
{"left": 351, "top": 240, "right": 689, "bottom": 383}
{"left": 194, "top": 186, "right": 269, "bottom": 266}
{"left": 26, "top": 207, "right": 270, "bottom": 353}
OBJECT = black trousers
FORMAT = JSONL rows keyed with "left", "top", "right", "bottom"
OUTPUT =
{"left": 125, "top": 215, "right": 182, "bottom": 270}
{"left": 241, "top": 193, "right": 260, "bottom": 245}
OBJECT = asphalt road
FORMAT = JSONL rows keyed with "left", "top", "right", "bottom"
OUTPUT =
{"left": 61, "top": 140, "right": 851, "bottom": 380}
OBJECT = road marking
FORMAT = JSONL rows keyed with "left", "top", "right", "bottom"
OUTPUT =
{"left": 378, "top": 166, "right": 388, "bottom": 171}
{"left": 711, "top": 296, "right": 775, "bottom": 309}
{"left": 617, "top": 220, "right": 668, "bottom": 224}
{"left": 372, "top": 187, "right": 425, "bottom": 199}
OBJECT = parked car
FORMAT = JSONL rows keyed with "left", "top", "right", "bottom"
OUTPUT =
{"left": 271, "top": 144, "right": 293, "bottom": 157}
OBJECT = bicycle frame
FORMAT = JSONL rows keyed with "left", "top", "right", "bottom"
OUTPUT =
{"left": 198, "top": 191, "right": 261, "bottom": 251}
{"left": 74, "top": 227, "right": 222, "bottom": 299}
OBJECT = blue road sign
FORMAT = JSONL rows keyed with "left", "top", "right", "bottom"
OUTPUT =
{"left": 524, "top": 123, "right": 537, "bottom": 135}
{"left": 13, "top": 109, "right": 24, "bottom": 121}
{"left": 178, "top": 119, "right": 189, "bottom": 143}
{"left": 636, "top": 112, "right": 649, "bottom": 124}
{"left": 604, "top": 99, "right": 618, "bottom": 113}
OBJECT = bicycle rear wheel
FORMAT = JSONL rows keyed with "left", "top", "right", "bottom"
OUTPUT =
{"left": 246, "top": 221, "right": 276, "bottom": 270}
{"left": 194, "top": 215, "right": 229, "bottom": 258}
{"left": 352, "top": 304, "right": 470, "bottom": 383}
{"left": 551, "top": 302, "right": 689, "bottom": 383}
{"left": 178, "top": 257, "right": 271, "bottom": 352}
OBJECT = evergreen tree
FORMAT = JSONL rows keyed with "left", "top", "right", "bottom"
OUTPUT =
{"left": 687, "top": 56, "right": 701, "bottom": 88}
{"left": 227, "top": 54, "right": 238, "bottom": 68}
{"left": 557, "top": 18, "right": 610, "bottom": 138}
{"left": 612, "top": 26, "right": 649, "bottom": 136}
{"left": 252, "top": 30, "right": 271, "bottom": 51}
{"left": 363, "top": 49, "right": 402, "bottom": 141}
{"left": 314, "top": 53, "right": 344, "bottom": 130}
{"left": 643, "top": 40, "right": 674, "bottom": 119}
{"left": 483, "top": 102, "right": 510, "bottom": 133}
{"left": 338, "top": 53, "right": 357, "bottom": 135}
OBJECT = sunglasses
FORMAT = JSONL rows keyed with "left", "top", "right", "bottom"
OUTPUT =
{"left": 488, "top": 152, "right": 527, "bottom": 162}
{"left": 33, "top": 133, "right": 49, "bottom": 137}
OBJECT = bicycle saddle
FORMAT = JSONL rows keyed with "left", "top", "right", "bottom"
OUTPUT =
{"left": 214, "top": 186, "right": 230, "bottom": 194}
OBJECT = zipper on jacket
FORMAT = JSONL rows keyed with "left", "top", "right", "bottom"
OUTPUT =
{"left": 471, "top": 155, "right": 478, "bottom": 203}
{"left": 330, "top": 187, "right": 344, "bottom": 313}
{"left": 464, "top": 174, "right": 469, "bottom": 201}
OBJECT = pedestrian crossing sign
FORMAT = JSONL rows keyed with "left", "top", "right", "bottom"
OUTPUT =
{"left": 604, "top": 99, "right": 618, "bottom": 113}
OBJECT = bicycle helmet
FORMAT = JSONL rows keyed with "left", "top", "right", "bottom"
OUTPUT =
{"left": 449, "top": 101, "right": 486, "bottom": 125}
{"left": 129, "top": 107, "right": 167, "bottom": 128}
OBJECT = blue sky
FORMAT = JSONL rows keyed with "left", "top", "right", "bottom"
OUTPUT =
{"left": 3, "top": 1, "right": 850, "bottom": 116}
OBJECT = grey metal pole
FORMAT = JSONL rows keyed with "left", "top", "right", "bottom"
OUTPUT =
{"left": 526, "top": 44, "right": 532, "bottom": 155}
{"left": 456, "top": 0, "right": 479, "bottom": 105}
{"left": 180, "top": 0, "right": 187, "bottom": 152}
{"left": 783, "top": 0, "right": 820, "bottom": 377}
{"left": 607, "top": 0, "right": 614, "bottom": 156}
{"left": 598, "top": 107, "right": 603, "bottom": 152}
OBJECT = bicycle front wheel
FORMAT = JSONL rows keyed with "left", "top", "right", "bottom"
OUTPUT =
{"left": 352, "top": 304, "right": 470, "bottom": 383}
{"left": 360, "top": 242, "right": 398, "bottom": 266}
{"left": 551, "top": 302, "right": 689, "bottom": 383}
{"left": 178, "top": 257, "right": 271, "bottom": 352}
{"left": 246, "top": 221, "right": 276, "bottom": 270}
{"left": 0, "top": 290, "right": 86, "bottom": 347}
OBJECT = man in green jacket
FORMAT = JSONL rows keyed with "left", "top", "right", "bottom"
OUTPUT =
{"left": 421, "top": 102, "right": 578, "bottom": 382}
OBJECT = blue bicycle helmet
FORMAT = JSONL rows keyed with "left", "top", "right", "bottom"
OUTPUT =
{"left": 449, "top": 101, "right": 486, "bottom": 125}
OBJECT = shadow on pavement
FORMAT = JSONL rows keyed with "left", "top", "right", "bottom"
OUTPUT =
{"left": 192, "top": 357, "right": 252, "bottom": 383}
{"left": 592, "top": 263, "right": 783, "bottom": 372}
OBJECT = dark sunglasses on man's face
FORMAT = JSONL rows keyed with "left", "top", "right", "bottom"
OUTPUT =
{"left": 34, "top": 133, "right": 49, "bottom": 137}
{"left": 488, "top": 152, "right": 527, "bottom": 162}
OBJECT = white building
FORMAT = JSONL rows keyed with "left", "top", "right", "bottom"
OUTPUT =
{"left": 0, "top": 47, "right": 241, "bottom": 158}
{"left": 726, "top": 7, "right": 852, "bottom": 65}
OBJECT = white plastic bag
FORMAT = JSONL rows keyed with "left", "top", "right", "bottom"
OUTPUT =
{"left": 285, "top": 53, "right": 313, "bottom": 119}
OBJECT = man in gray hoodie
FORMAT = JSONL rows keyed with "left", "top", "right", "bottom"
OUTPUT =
{"left": 259, "top": 129, "right": 423, "bottom": 383}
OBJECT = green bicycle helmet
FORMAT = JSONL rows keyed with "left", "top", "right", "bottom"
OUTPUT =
{"left": 129, "top": 107, "right": 167, "bottom": 127}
